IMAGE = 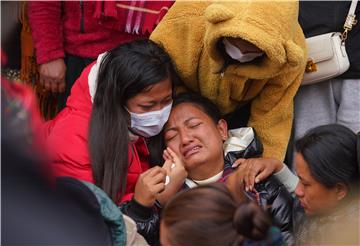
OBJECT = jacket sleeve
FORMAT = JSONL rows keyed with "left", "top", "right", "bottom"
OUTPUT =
{"left": 248, "top": 66, "right": 304, "bottom": 161}
{"left": 27, "top": 1, "right": 64, "bottom": 64}
{"left": 119, "top": 198, "right": 160, "bottom": 245}
{"left": 259, "top": 177, "right": 295, "bottom": 246}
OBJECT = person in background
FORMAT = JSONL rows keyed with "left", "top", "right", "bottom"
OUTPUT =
{"left": 43, "top": 40, "right": 177, "bottom": 244}
{"left": 160, "top": 183, "right": 284, "bottom": 246}
{"left": 27, "top": 1, "right": 174, "bottom": 110}
{"left": 151, "top": 1, "right": 307, "bottom": 163}
{"left": 294, "top": 1, "right": 360, "bottom": 142}
{"left": 239, "top": 124, "right": 360, "bottom": 245}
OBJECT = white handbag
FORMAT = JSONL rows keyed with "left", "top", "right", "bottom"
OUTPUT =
{"left": 301, "top": 0, "right": 358, "bottom": 85}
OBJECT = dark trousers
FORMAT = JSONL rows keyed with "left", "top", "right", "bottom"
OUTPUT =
{"left": 57, "top": 55, "right": 95, "bottom": 110}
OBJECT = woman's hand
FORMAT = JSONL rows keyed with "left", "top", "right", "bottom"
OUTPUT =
{"left": 134, "top": 166, "right": 167, "bottom": 207}
{"left": 163, "top": 147, "right": 188, "bottom": 182}
{"left": 157, "top": 147, "right": 188, "bottom": 205}
{"left": 232, "top": 158, "right": 283, "bottom": 191}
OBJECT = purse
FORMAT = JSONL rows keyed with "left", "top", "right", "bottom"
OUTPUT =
{"left": 301, "top": 0, "right": 358, "bottom": 85}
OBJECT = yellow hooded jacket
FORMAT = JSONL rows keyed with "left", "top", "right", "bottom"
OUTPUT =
{"left": 151, "top": 0, "right": 307, "bottom": 160}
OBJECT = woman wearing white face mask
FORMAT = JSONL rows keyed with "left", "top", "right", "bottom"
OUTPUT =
{"left": 43, "top": 40, "right": 176, "bottom": 245}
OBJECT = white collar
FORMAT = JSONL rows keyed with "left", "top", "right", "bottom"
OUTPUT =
{"left": 185, "top": 171, "right": 224, "bottom": 188}
{"left": 88, "top": 52, "right": 107, "bottom": 103}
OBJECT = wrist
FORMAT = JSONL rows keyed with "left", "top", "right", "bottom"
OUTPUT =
{"left": 133, "top": 194, "right": 154, "bottom": 207}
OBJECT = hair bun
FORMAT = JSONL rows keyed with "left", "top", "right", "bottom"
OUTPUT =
{"left": 233, "top": 202, "right": 271, "bottom": 241}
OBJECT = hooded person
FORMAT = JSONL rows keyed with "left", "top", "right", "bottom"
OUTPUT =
{"left": 150, "top": 0, "right": 307, "bottom": 161}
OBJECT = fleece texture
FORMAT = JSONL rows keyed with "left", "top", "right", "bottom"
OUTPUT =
{"left": 151, "top": 0, "right": 307, "bottom": 160}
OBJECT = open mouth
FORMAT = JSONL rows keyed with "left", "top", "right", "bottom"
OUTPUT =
{"left": 183, "top": 145, "right": 202, "bottom": 158}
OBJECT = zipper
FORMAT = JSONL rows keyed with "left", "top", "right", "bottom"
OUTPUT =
{"left": 80, "top": 0, "right": 84, "bottom": 33}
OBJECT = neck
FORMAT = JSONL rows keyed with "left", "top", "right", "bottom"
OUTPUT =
{"left": 188, "top": 157, "right": 224, "bottom": 181}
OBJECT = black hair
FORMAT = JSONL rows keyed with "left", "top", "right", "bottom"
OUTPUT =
{"left": 151, "top": 92, "right": 223, "bottom": 164}
{"left": 295, "top": 124, "right": 359, "bottom": 195}
{"left": 89, "top": 39, "right": 175, "bottom": 202}
{"left": 172, "top": 93, "right": 221, "bottom": 123}
{"left": 162, "top": 183, "right": 272, "bottom": 246}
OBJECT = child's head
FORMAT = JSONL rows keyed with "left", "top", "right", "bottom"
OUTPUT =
{"left": 161, "top": 183, "right": 273, "bottom": 246}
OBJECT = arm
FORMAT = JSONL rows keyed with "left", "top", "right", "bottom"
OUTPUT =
{"left": 248, "top": 67, "right": 305, "bottom": 161}
{"left": 28, "top": 1, "right": 64, "bottom": 64}
{"left": 119, "top": 199, "right": 159, "bottom": 245}
{"left": 157, "top": 147, "right": 187, "bottom": 205}
{"left": 28, "top": 1, "right": 66, "bottom": 93}
{"left": 119, "top": 166, "right": 166, "bottom": 245}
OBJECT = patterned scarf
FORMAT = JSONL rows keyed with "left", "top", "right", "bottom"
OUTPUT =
{"left": 94, "top": 1, "right": 174, "bottom": 35}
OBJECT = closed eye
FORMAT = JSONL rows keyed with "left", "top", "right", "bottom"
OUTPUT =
{"left": 165, "top": 131, "right": 178, "bottom": 142}
{"left": 188, "top": 122, "right": 202, "bottom": 128}
{"left": 139, "top": 105, "right": 155, "bottom": 111}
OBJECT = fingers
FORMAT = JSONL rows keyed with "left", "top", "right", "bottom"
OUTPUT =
{"left": 232, "top": 158, "right": 246, "bottom": 168}
{"left": 40, "top": 76, "right": 65, "bottom": 94}
{"left": 58, "top": 80, "right": 66, "bottom": 93}
{"left": 162, "top": 159, "right": 173, "bottom": 173}
{"left": 163, "top": 149, "right": 172, "bottom": 161}
{"left": 50, "top": 79, "right": 59, "bottom": 93}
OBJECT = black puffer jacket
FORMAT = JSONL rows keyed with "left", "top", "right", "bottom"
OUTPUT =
{"left": 299, "top": 1, "right": 360, "bottom": 79}
{"left": 253, "top": 177, "right": 294, "bottom": 245}
{"left": 119, "top": 199, "right": 160, "bottom": 246}
{"left": 225, "top": 130, "right": 294, "bottom": 245}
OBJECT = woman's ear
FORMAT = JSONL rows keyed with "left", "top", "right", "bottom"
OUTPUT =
{"left": 217, "top": 119, "right": 228, "bottom": 141}
{"left": 335, "top": 183, "right": 348, "bottom": 201}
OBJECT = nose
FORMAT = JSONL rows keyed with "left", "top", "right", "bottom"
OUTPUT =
{"left": 179, "top": 129, "right": 193, "bottom": 146}
{"left": 295, "top": 182, "right": 304, "bottom": 198}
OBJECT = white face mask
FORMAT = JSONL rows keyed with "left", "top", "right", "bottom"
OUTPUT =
{"left": 127, "top": 103, "right": 172, "bottom": 138}
{"left": 222, "top": 38, "right": 264, "bottom": 63}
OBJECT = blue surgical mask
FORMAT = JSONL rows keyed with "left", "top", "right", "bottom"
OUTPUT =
{"left": 222, "top": 38, "right": 264, "bottom": 63}
{"left": 127, "top": 103, "right": 172, "bottom": 138}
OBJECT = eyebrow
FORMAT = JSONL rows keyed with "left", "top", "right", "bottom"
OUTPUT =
{"left": 298, "top": 174, "right": 309, "bottom": 183}
{"left": 164, "top": 116, "right": 199, "bottom": 132}
{"left": 140, "top": 94, "right": 173, "bottom": 105}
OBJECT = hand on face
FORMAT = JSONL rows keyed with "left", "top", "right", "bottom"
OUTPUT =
{"left": 163, "top": 147, "right": 188, "bottom": 181}
{"left": 134, "top": 166, "right": 166, "bottom": 207}
{"left": 156, "top": 147, "right": 188, "bottom": 205}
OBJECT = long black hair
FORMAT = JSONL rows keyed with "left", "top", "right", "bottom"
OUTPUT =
{"left": 295, "top": 124, "right": 360, "bottom": 196}
{"left": 89, "top": 40, "right": 175, "bottom": 202}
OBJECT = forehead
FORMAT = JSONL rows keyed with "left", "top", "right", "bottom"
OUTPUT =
{"left": 167, "top": 103, "right": 211, "bottom": 123}
{"left": 295, "top": 153, "right": 312, "bottom": 179}
{"left": 130, "top": 78, "right": 172, "bottom": 102}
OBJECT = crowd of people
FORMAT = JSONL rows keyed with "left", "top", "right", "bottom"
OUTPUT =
{"left": 2, "top": 1, "right": 359, "bottom": 246}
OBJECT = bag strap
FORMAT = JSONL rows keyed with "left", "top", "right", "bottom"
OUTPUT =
{"left": 341, "top": 0, "right": 358, "bottom": 42}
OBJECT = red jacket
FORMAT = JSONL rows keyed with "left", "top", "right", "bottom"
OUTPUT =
{"left": 28, "top": 1, "right": 174, "bottom": 64}
{"left": 43, "top": 62, "right": 150, "bottom": 204}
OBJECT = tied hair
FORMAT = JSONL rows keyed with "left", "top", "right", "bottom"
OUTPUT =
{"left": 232, "top": 202, "right": 271, "bottom": 244}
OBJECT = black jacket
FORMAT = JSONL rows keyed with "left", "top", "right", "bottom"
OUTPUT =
{"left": 119, "top": 199, "right": 160, "bottom": 246}
{"left": 254, "top": 177, "right": 294, "bottom": 245}
{"left": 225, "top": 131, "right": 294, "bottom": 245}
{"left": 299, "top": 1, "right": 360, "bottom": 79}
